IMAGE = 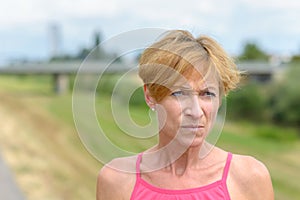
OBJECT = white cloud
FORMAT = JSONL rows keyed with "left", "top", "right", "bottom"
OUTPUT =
{"left": 0, "top": 0, "right": 119, "bottom": 27}
{"left": 0, "top": 0, "right": 299, "bottom": 60}
{"left": 43, "top": 0, "right": 119, "bottom": 19}
{"left": 242, "top": 0, "right": 300, "bottom": 10}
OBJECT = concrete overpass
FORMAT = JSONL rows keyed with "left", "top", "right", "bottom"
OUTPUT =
{"left": 0, "top": 61, "right": 135, "bottom": 94}
{"left": 0, "top": 61, "right": 287, "bottom": 94}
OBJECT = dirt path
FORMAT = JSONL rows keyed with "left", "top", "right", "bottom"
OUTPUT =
{"left": 0, "top": 92, "right": 62, "bottom": 199}
{"left": 0, "top": 91, "right": 100, "bottom": 200}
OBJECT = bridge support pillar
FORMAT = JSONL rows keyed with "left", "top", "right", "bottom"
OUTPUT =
{"left": 53, "top": 73, "right": 69, "bottom": 94}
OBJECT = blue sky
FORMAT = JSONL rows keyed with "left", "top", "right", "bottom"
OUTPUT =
{"left": 0, "top": 0, "right": 299, "bottom": 64}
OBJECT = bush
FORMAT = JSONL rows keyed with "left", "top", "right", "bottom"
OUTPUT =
{"left": 129, "top": 86, "right": 147, "bottom": 108}
{"left": 97, "top": 74, "right": 122, "bottom": 95}
{"left": 226, "top": 83, "right": 267, "bottom": 122}
{"left": 96, "top": 74, "right": 146, "bottom": 107}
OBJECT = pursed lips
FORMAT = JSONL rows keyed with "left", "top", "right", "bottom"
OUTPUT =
{"left": 180, "top": 125, "right": 205, "bottom": 130}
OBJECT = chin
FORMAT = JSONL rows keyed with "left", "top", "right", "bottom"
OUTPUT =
{"left": 189, "top": 138, "right": 205, "bottom": 148}
{"left": 177, "top": 135, "right": 205, "bottom": 149}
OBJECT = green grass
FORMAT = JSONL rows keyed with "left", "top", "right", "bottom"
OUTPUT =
{"left": 0, "top": 74, "right": 53, "bottom": 94}
{"left": 0, "top": 75, "right": 299, "bottom": 199}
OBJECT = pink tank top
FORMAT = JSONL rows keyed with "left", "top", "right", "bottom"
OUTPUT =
{"left": 130, "top": 152, "right": 232, "bottom": 200}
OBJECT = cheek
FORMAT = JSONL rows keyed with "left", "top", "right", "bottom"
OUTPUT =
{"left": 157, "top": 101, "right": 182, "bottom": 127}
{"left": 203, "top": 100, "right": 219, "bottom": 118}
{"left": 165, "top": 102, "right": 182, "bottom": 122}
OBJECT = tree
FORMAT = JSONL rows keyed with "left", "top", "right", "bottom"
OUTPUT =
{"left": 291, "top": 54, "right": 300, "bottom": 63}
{"left": 94, "top": 31, "right": 102, "bottom": 47}
{"left": 269, "top": 66, "right": 300, "bottom": 126}
{"left": 239, "top": 42, "right": 269, "bottom": 61}
{"left": 77, "top": 47, "right": 90, "bottom": 60}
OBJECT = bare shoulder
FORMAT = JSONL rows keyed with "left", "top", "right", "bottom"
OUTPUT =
{"left": 232, "top": 154, "right": 270, "bottom": 176}
{"left": 96, "top": 156, "right": 137, "bottom": 200}
{"left": 228, "top": 154, "right": 274, "bottom": 200}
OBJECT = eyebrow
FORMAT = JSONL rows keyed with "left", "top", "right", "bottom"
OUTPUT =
{"left": 202, "top": 86, "right": 218, "bottom": 91}
{"left": 171, "top": 86, "right": 218, "bottom": 93}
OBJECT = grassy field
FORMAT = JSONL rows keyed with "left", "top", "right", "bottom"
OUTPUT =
{"left": 0, "top": 75, "right": 299, "bottom": 200}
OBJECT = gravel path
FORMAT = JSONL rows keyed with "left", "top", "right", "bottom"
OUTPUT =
{"left": 0, "top": 94, "right": 26, "bottom": 200}
{"left": 0, "top": 153, "right": 25, "bottom": 200}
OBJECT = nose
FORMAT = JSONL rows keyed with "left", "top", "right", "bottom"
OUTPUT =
{"left": 184, "top": 95, "right": 203, "bottom": 119}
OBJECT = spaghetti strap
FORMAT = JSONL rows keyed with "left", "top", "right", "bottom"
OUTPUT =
{"left": 135, "top": 153, "right": 143, "bottom": 179}
{"left": 131, "top": 152, "right": 233, "bottom": 200}
{"left": 222, "top": 152, "right": 233, "bottom": 181}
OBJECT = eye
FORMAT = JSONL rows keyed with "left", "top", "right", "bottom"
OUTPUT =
{"left": 171, "top": 91, "right": 183, "bottom": 97}
{"left": 203, "top": 91, "right": 216, "bottom": 97}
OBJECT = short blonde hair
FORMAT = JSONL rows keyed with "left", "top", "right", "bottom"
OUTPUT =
{"left": 138, "top": 30, "right": 240, "bottom": 102}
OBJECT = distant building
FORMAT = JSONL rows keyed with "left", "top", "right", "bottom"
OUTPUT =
{"left": 48, "top": 23, "right": 62, "bottom": 58}
{"left": 237, "top": 62, "right": 287, "bottom": 83}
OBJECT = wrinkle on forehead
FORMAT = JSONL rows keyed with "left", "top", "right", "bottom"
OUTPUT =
{"left": 178, "top": 63, "right": 220, "bottom": 92}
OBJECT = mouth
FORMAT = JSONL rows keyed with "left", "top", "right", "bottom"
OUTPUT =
{"left": 180, "top": 125, "right": 205, "bottom": 132}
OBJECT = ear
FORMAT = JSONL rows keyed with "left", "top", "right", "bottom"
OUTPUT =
{"left": 143, "top": 85, "right": 156, "bottom": 107}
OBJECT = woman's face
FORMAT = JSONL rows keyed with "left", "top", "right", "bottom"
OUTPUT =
{"left": 155, "top": 69, "right": 220, "bottom": 148}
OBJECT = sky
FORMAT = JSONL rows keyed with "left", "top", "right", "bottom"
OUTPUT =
{"left": 0, "top": 0, "right": 299, "bottom": 64}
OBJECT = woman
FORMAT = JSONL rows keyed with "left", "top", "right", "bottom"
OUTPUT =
{"left": 97, "top": 30, "right": 274, "bottom": 199}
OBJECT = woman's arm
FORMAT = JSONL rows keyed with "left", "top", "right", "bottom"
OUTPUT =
{"left": 247, "top": 157, "right": 274, "bottom": 200}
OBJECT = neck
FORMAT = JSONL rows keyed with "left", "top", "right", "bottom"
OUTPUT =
{"left": 167, "top": 147, "right": 200, "bottom": 176}
{"left": 147, "top": 140, "right": 213, "bottom": 176}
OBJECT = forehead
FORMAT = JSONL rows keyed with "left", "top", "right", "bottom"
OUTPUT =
{"left": 177, "top": 65, "right": 219, "bottom": 90}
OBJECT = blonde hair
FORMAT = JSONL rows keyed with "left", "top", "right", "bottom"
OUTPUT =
{"left": 138, "top": 30, "right": 240, "bottom": 102}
